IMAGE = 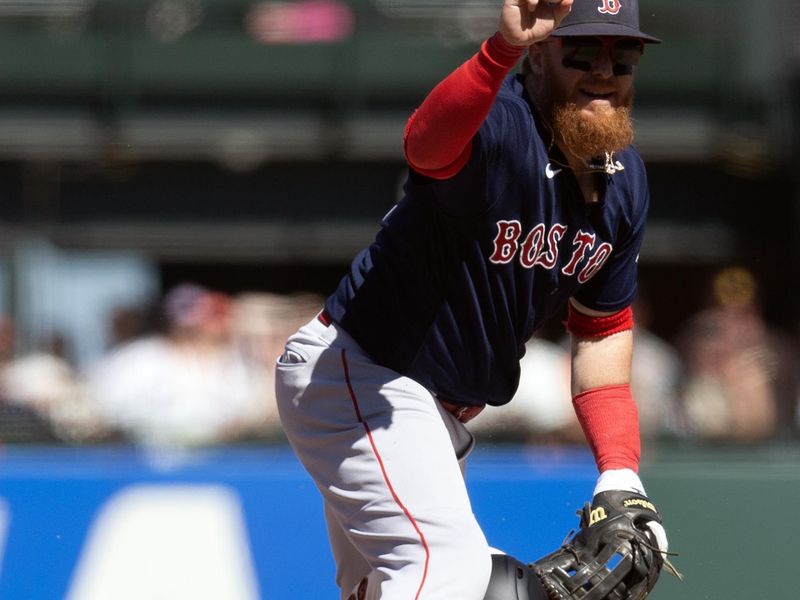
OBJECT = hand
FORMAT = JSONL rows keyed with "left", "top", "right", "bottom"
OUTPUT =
{"left": 588, "top": 489, "right": 664, "bottom": 545}
{"left": 532, "top": 489, "right": 682, "bottom": 600}
{"left": 499, "top": 0, "right": 573, "bottom": 47}
{"left": 593, "top": 468, "right": 670, "bottom": 554}
{"left": 592, "top": 489, "right": 682, "bottom": 578}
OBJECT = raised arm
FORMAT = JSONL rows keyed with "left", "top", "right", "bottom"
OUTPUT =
{"left": 403, "top": 0, "right": 573, "bottom": 179}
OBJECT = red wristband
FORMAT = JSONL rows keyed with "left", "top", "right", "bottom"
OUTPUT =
{"left": 566, "top": 304, "right": 633, "bottom": 338}
{"left": 573, "top": 383, "right": 640, "bottom": 472}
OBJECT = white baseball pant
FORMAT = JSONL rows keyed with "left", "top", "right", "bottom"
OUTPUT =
{"left": 275, "top": 314, "right": 492, "bottom": 599}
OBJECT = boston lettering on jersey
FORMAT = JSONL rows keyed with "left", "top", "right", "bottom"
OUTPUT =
{"left": 488, "top": 220, "right": 613, "bottom": 284}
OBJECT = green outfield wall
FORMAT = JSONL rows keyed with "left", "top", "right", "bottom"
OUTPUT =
{"left": 640, "top": 443, "right": 799, "bottom": 599}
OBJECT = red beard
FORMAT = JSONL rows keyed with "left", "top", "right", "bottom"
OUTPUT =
{"left": 552, "top": 102, "right": 635, "bottom": 161}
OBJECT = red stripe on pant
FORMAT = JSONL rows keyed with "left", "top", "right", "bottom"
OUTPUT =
{"left": 339, "top": 348, "right": 430, "bottom": 599}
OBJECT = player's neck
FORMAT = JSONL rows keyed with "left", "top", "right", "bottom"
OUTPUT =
{"left": 574, "top": 170, "right": 605, "bottom": 204}
{"left": 555, "top": 142, "right": 605, "bottom": 204}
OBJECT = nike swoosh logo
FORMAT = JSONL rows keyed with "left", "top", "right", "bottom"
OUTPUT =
{"left": 545, "top": 163, "right": 562, "bottom": 179}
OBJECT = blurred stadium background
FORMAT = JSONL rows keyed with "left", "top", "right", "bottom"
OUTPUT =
{"left": 0, "top": 0, "right": 798, "bottom": 598}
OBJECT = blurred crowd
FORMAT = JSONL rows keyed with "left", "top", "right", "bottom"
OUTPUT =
{"left": 470, "top": 266, "right": 800, "bottom": 445}
{"left": 1, "top": 265, "right": 799, "bottom": 449}
{"left": 0, "top": 283, "right": 323, "bottom": 448}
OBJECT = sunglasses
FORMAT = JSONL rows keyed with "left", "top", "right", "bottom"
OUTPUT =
{"left": 560, "top": 37, "right": 645, "bottom": 76}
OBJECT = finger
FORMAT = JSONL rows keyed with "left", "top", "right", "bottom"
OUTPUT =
{"left": 552, "top": 0, "right": 574, "bottom": 21}
{"left": 644, "top": 521, "right": 669, "bottom": 554}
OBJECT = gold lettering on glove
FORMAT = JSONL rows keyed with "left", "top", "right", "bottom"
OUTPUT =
{"left": 589, "top": 507, "right": 607, "bottom": 526}
{"left": 623, "top": 498, "right": 657, "bottom": 513}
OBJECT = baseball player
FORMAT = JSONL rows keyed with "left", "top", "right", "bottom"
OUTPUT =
{"left": 276, "top": 1, "right": 673, "bottom": 598}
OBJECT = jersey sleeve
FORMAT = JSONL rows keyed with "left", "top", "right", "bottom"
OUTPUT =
{"left": 573, "top": 169, "right": 650, "bottom": 312}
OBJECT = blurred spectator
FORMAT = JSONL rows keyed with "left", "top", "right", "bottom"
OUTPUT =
{"left": 106, "top": 304, "right": 153, "bottom": 349}
{"left": 675, "top": 266, "right": 800, "bottom": 441}
{"left": 630, "top": 293, "right": 685, "bottom": 440}
{"left": 0, "top": 318, "right": 76, "bottom": 443}
{"left": 230, "top": 291, "right": 324, "bottom": 439}
{"left": 232, "top": 291, "right": 324, "bottom": 374}
{"left": 84, "top": 283, "right": 269, "bottom": 448}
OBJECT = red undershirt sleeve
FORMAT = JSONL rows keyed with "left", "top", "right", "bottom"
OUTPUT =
{"left": 403, "top": 32, "right": 524, "bottom": 180}
{"left": 573, "top": 384, "right": 641, "bottom": 473}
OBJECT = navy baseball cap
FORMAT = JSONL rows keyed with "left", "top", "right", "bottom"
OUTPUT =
{"left": 551, "top": 0, "right": 661, "bottom": 43}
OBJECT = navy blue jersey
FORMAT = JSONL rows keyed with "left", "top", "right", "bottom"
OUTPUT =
{"left": 325, "top": 75, "right": 649, "bottom": 407}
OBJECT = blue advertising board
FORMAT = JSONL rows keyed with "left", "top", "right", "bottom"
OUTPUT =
{"left": 0, "top": 445, "right": 596, "bottom": 599}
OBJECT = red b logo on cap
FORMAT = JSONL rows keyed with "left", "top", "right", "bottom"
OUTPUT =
{"left": 597, "top": 0, "right": 622, "bottom": 15}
